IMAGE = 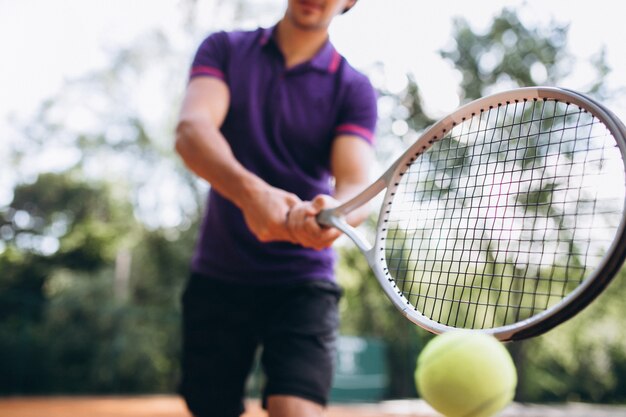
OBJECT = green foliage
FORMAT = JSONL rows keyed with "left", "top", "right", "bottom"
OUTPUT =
{"left": 434, "top": 8, "right": 625, "bottom": 405}
{"left": 336, "top": 227, "right": 433, "bottom": 398}
{"left": 518, "top": 268, "right": 626, "bottom": 403}
{"left": 1, "top": 21, "right": 200, "bottom": 394}
{"left": 441, "top": 9, "right": 571, "bottom": 101}
{"left": 0, "top": 173, "right": 131, "bottom": 326}
{"left": 0, "top": 172, "right": 197, "bottom": 394}
{"left": 41, "top": 268, "right": 182, "bottom": 394}
{"left": 336, "top": 7, "right": 625, "bottom": 404}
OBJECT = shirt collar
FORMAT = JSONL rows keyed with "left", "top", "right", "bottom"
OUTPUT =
{"left": 259, "top": 26, "right": 274, "bottom": 47}
{"left": 259, "top": 25, "right": 341, "bottom": 74}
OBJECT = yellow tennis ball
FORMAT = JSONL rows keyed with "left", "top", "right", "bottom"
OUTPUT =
{"left": 415, "top": 331, "right": 517, "bottom": 417}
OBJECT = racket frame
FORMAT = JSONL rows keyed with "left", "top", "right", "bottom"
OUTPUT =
{"left": 319, "top": 86, "right": 626, "bottom": 341}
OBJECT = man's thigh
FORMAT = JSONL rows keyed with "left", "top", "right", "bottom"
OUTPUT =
{"left": 179, "top": 274, "right": 260, "bottom": 417}
{"left": 261, "top": 280, "right": 342, "bottom": 408}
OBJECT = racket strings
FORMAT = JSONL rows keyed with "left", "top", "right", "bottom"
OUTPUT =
{"left": 383, "top": 98, "right": 625, "bottom": 329}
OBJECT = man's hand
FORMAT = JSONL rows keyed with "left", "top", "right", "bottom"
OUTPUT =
{"left": 240, "top": 184, "right": 302, "bottom": 243}
{"left": 287, "top": 194, "right": 343, "bottom": 250}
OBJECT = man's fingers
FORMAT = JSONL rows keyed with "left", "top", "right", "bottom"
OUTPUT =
{"left": 284, "top": 197, "right": 345, "bottom": 249}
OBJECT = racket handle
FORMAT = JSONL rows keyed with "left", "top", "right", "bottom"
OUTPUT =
{"left": 316, "top": 209, "right": 335, "bottom": 228}
{"left": 316, "top": 209, "right": 373, "bottom": 253}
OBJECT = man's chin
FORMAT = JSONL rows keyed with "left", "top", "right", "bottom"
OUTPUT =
{"left": 289, "top": 15, "right": 328, "bottom": 31}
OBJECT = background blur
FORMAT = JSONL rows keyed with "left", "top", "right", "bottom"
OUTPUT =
{"left": 1, "top": 0, "right": 626, "bottom": 405}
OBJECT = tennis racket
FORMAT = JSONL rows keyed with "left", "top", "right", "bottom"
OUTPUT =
{"left": 318, "top": 86, "right": 626, "bottom": 341}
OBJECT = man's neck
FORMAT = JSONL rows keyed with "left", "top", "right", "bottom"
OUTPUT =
{"left": 275, "top": 19, "right": 329, "bottom": 69}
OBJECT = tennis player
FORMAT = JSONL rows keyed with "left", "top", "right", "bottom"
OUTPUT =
{"left": 175, "top": 0, "right": 377, "bottom": 416}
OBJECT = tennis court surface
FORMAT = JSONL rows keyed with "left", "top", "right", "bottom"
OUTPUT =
{"left": 0, "top": 396, "right": 625, "bottom": 417}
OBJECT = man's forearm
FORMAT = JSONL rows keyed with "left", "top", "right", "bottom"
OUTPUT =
{"left": 175, "top": 116, "right": 266, "bottom": 209}
{"left": 175, "top": 116, "right": 301, "bottom": 243}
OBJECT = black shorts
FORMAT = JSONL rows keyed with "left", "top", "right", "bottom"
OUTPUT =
{"left": 179, "top": 272, "right": 342, "bottom": 417}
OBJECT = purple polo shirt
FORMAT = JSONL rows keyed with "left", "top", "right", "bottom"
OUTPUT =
{"left": 188, "top": 26, "right": 377, "bottom": 284}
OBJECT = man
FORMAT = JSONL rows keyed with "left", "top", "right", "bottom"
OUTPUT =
{"left": 175, "top": 0, "right": 377, "bottom": 416}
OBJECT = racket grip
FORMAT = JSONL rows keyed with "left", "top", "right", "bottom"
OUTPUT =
{"left": 316, "top": 209, "right": 334, "bottom": 228}
{"left": 317, "top": 208, "right": 373, "bottom": 253}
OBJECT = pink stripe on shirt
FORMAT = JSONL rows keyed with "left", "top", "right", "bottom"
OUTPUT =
{"left": 190, "top": 65, "right": 225, "bottom": 79}
{"left": 335, "top": 124, "right": 375, "bottom": 143}
{"left": 328, "top": 50, "right": 341, "bottom": 73}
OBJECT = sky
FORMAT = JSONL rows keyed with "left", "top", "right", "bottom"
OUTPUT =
{"left": 2, "top": 0, "right": 626, "bottom": 225}
{"left": 2, "top": 0, "right": 626, "bottom": 123}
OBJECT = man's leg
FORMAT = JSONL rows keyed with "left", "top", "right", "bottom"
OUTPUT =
{"left": 179, "top": 273, "right": 259, "bottom": 417}
{"left": 261, "top": 280, "right": 342, "bottom": 417}
{"left": 266, "top": 395, "right": 325, "bottom": 417}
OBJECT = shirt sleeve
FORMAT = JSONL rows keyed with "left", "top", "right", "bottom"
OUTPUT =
{"left": 334, "top": 74, "right": 378, "bottom": 145}
{"left": 188, "top": 31, "right": 229, "bottom": 83}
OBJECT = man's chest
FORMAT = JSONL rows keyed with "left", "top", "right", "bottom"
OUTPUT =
{"left": 227, "top": 60, "right": 342, "bottom": 153}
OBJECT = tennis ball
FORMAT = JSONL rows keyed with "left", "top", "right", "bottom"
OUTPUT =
{"left": 415, "top": 331, "right": 517, "bottom": 417}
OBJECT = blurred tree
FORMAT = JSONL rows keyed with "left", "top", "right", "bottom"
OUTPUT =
{"left": 0, "top": 172, "right": 132, "bottom": 320}
{"left": 438, "top": 8, "right": 625, "bottom": 404}
{"left": 337, "top": 6, "right": 623, "bottom": 403}
{"left": 519, "top": 267, "right": 626, "bottom": 403}
{"left": 39, "top": 222, "right": 198, "bottom": 393}
{"left": 336, "top": 239, "right": 433, "bottom": 398}
{"left": 0, "top": 172, "right": 136, "bottom": 393}
{"left": 11, "top": 31, "right": 201, "bottom": 228}
{"left": 0, "top": 0, "right": 280, "bottom": 395}
{"left": 440, "top": 8, "right": 610, "bottom": 102}
{"left": 0, "top": 170, "right": 198, "bottom": 394}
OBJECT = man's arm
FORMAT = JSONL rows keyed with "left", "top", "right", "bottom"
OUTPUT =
{"left": 287, "top": 135, "right": 373, "bottom": 250}
{"left": 175, "top": 77, "right": 300, "bottom": 243}
{"left": 329, "top": 135, "right": 374, "bottom": 227}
